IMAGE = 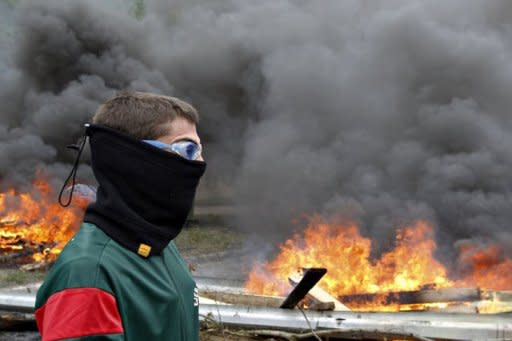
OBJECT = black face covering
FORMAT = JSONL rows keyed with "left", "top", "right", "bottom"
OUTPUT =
{"left": 83, "top": 124, "right": 206, "bottom": 257}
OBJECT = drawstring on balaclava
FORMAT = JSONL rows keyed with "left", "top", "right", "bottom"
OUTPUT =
{"left": 58, "top": 124, "right": 90, "bottom": 207}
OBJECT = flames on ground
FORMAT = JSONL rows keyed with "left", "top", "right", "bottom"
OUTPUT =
{"left": 245, "top": 217, "right": 512, "bottom": 312}
{"left": 0, "top": 178, "right": 86, "bottom": 264}
{"left": 1, "top": 179, "right": 511, "bottom": 313}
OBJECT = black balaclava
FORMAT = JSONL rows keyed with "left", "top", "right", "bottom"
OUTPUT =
{"left": 83, "top": 124, "right": 206, "bottom": 257}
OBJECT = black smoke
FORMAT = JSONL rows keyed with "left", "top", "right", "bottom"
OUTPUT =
{"left": 2, "top": 0, "right": 512, "bottom": 265}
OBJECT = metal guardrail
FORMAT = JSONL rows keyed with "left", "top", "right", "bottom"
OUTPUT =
{"left": 0, "top": 293, "right": 35, "bottom": 313}
{"left": 199, "top": 304, "right": 512, "bottom": 341}
{"left": 1, "top": 282, "right": 511, "bottom": 340}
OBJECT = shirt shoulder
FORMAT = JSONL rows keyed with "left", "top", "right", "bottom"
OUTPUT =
{"left": 35, "top": 223, "right": 114, "bottom": 308}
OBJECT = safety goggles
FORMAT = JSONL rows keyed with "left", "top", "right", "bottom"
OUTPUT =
{"left": 143, "top": 140, "right": 202, "bottom": 161}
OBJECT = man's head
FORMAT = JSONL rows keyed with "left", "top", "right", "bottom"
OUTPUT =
{"left": 93, "top": 91, "right": 203, "bottom": 160}
{"left": 84, "top": 91, "right": 207, "bottom": 256}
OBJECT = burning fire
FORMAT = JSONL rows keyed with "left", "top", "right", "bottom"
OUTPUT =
{"left": 0, "top": 178, "right": 86, "bottom": 263}
{"left": 455, "top": 242, "right": 512, "bottom": 291}
{"left": 245, "top": 216, "right": 512, "bottom": 311}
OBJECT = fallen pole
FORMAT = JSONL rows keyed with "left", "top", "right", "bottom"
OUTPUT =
{"left": 289, "top": 273, "right": 350, "bottom": 311}
{"left": 200, "top": 291, "right": 284, "bottom": 308}
{"left": 338, "top": 287, "right": 481, "bottom": 305}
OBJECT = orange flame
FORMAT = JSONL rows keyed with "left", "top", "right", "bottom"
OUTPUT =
{"left": 245, "top": 216, "right": 512, "bottom": 311}
{"left": 455, "top": 242, "right": 512, "bottom": 290}
{"left": 0, "top": 178, "right": 85, "bottom": 263}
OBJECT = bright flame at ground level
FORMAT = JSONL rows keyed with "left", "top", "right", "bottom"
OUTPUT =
{"left": 0, "top": 179, "right": 85, "bottom": 263}
{"left": 245, "top": 217, "right": 512, "bottom": 311}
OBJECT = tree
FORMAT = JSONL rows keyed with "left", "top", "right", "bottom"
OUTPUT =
{"left": 130, "top": 0, "right": 145, "bottom": 20}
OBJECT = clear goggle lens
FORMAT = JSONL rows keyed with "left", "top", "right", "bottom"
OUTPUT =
{"left": 143, "top": 140, "right": 202, "bottom": 161}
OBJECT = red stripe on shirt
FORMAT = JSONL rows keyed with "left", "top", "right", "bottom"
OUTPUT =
{"left": 35, "top": 287, "right": 124, "bottom": 341}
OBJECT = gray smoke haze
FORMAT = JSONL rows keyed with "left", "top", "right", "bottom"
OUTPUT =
{"left": 2, "top": 0, "right": 512, "bottom": 266}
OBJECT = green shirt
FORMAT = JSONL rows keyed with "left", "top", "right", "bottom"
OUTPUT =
{"left": 35, "top": 223, "right": 199, "bottom": 341}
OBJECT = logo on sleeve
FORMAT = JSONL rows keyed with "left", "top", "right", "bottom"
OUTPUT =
{"left": 193, "top": 286, "right": 199, "bottom": 307}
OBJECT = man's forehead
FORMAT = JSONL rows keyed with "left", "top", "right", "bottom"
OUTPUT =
{"left": 159, "top": 117, "right": 200, "bottom": 143}
{"left": 170, "top": 116, "right": 196, "bottom": 128}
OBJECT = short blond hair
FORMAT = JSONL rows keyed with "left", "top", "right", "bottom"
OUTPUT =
{"left": 92, "top": 91, "right": 199, "bottom": 139}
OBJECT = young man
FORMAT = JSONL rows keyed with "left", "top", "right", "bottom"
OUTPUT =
{"left": 35, "top": 91, "right": 206, "bottom": 340}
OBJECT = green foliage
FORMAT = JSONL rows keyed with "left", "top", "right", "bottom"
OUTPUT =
{"left": 130, "top": 0, "right": 145, "bottom": 20}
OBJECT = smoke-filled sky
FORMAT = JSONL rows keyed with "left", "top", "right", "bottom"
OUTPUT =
{"left": 1, "top": 0, "right": 512, "bottom": 264}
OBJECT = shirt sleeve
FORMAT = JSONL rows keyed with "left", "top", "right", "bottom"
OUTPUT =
{"left": 35, "top": 287, "right": 124, "bottom": 341}
{"left": 56, "top": 336, "right": 124, "bottom": 341}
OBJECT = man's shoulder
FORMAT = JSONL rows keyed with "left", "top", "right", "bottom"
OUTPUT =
{"left": 55, "top": 223, "right": 112, "bottom": 266}
{"left": 35, "top": 223, "right": 117, "bottom": 307}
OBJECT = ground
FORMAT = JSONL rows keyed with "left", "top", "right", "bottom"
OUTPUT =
{"left": 0, "top": 214, "right": 248, "bottom": 287}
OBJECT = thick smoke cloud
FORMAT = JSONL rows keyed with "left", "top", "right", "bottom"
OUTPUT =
{"left": 1, "top": 0, "right": 512, "bottom": 264}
